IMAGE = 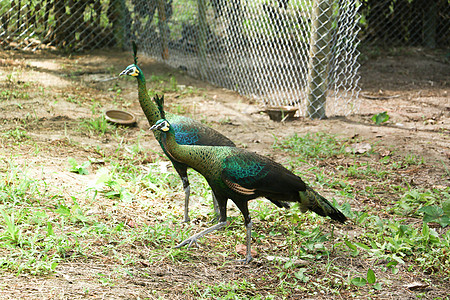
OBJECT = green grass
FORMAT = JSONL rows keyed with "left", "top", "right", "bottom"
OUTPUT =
{"left": 2, "top": 128, "right": 30, "bottom": 142}
{"left": 1, "top": 128, "right": 449, "bottom": 297}
{"left": 0, "top": 164, "right": 73, "bottom": 274}
{"left": 80, "top": 115, "right": 116, "bottom": 136}
{"left": 271, "top": 132, "right": 450, "bottom": 281}
{"left": 0, "top": 157, "right": 188, "bottom": 275}
{"left": 143, "top": 74, "right": 199, "bottom": 99}
{"left": 0, "top": 89, "right": 30, "bottom": 101}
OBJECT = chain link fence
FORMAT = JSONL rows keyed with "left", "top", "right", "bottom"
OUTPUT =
{"left": 359, "top": 0, "right": 449, "bottom": 48}
{"left": 0, "top": 0, "right": 362, "bottom": 119}
{"left": 0, "top": 0, "right": 127, "bottom": 51}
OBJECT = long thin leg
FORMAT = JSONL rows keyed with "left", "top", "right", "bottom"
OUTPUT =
{"left": 244, "top": 220, "right": 253, "bottom": 263}
{"left": 175, "top": 221, "right": 227, "bottom": 248}
{"left": 209, "top": 192, "right": 219, "bottom": 223}
{"left": 175, "top": 194, "right": 228, "bottom": 249}
{"left": 234, "top": 220, "right": 253, "bottom": 263}
{"left": 181, "top": 176, "right": 190, "bottom": 223}
{"left": 173, "top": 164, "right": 191, "bottom": 223}
{"left": 234, "top": 200, "right": 253, "bottom": 263}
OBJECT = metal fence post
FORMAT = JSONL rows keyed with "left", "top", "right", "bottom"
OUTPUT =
{"left": 307, "top": 0, "right": 333, "bottom": 119}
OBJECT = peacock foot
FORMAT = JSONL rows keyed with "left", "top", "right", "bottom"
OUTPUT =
{"left": 235, "top": 256, "right": 253, "bottom": 264}
{"left": 174, "top": 221, "right": 227, "bottom": 250}
{"left": 174, "top": 236, "right": 200, "bottom": 249}
{"left": 208, "top": 214, "right": 219, "bottom": 224}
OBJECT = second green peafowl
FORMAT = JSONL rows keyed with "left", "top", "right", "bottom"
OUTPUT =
{"left": 150, "top": 100, "right": 347, "bottom": 263}
{"left": 119, "top": 42, "right": 236, "bottom": 223}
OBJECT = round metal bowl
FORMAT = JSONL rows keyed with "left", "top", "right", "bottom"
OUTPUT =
{"left": 264, "top": 106, "right": 298, "bottom": 122}
{"left": 104, "top": 109, "right": 136, "bottom": 126}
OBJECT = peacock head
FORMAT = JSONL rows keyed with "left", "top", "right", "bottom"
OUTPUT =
{"left": 119, "top": 64, "right": 142, "bottom": 78}
{"left": 150, "top": 119, "right": 171, "bottom": 133}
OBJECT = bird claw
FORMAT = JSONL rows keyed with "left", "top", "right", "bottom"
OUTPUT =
{"left": 239, "top": 257, "right": 253, "bottom": 264}
{"left": 174, "top": 221, "right": 227, "bottom": 251}
{"left": 235, "top": 255, "right": 253, "bottom": 264}
{"left": 174, "top": 237, "right": 199, "bottom": 249}
{"left": 208, "top": 214, "right": 219, "bottom": 224}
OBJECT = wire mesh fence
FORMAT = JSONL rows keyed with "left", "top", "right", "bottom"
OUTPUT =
{"left": 0, "top": 0, "right": 363, "bottom": 119}
{"left": 0, "top": 0, "right": 127, "bottom": 51}
{"left": 358, "top": 0, "right": 450, "bottom": 48}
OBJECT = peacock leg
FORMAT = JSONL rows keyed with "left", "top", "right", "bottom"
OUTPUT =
{"left": 181, "top": 176, "right": 191, "bottom": 223}
{"left": 209, "top": 192, "right": 219, "bottom": 223}
{"left": 234, "top": 201, "right": 253, "bottom": 263}
{"left": 173, "top": 164, "right": 191, "bottom": 223}
{"left": 242, "top": 220, "right": 253, "bottom": 263}
{"left": 175, "top": 195, "right": 228, "bottom": 249}
{"left": 175, "top": 221, "right": 227, "bottom": 249}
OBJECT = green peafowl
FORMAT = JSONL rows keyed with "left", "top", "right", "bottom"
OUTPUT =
{"left": 150, "top": 106, "right": 347, "bottom": 263}
{"left": 119, "top": 42, "right": 237, "bottom": 223}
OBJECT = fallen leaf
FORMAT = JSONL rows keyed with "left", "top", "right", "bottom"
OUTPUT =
{"left": 345, "top": 143, "right": 372, "bottom": 154}
{"left": 236, "top": 244, "right": 257, "bottom": 258}
{"left": 139, "top": 260, "right": 150, "bottom": 267}
{"left": 127, "top": 219, "right": 138, "bottom": 228}
{"left": 379, "top": 149, "right": 391, "bottom": 157}
{"left": 266, "top": 255, "right": 309, "bottom": 266}
{"left": 403, "top": 282, "right": 429, "bottom": 290}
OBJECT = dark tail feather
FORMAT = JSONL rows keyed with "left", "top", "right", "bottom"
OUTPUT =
{"left": 299, "top": 186, "right": 347, "bottom": 223}
{"left": 268, "top": 198, "right": 291, "bottom": 209}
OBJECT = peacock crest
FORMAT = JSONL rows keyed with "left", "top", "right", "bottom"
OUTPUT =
{"left": 154, "top": 94, "right": 165, "bottom": 119}
{"left": 132, "top": 41, "right": 138, "bottom": 65}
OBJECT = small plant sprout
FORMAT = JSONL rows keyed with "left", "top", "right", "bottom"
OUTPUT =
{"left": 372, "top": 111, "right": 390, "bottom": 125}
{"left": 68, "top": 157, "right": 91, "bottom": 175}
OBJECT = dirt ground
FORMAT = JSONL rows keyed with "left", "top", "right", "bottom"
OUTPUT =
{"left": 0, "top": 47, "right": 449, "bottom": 299}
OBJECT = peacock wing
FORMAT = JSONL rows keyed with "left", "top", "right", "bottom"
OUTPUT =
{"left": 168, "top": 114, "right": 235, "bottom": 147}
{"left": 221, "top": 151, "right": 306, "bottom": 196}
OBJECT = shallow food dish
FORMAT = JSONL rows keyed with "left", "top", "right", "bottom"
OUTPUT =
{"left": 264, "top": 106, "right": 298, "bottom": 122}
{"left": 104, "top": 109, "right": 137, "bottom": 126}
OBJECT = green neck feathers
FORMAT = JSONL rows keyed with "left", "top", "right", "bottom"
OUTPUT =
{"left": 134, "top": 66, "right": 161, "bottom": 125}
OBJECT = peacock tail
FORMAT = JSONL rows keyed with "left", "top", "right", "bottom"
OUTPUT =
{"left": 299, "top": 186, "right": 347, "bottom": 223}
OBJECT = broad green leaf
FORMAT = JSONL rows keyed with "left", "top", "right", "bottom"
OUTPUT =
{"left": 68, "top": 157, "right": 78, "bottom": 168}
{"left": 372, "top": 112, "right": 390, "bottom": 125}
{"left": 422, "top": 223, "right": 430, "bottom": 237}
{"left": 55, "top": 204, "right": 70, "bottom": 217}
{"left": 442, "top": 199, "right": 450, "bottom": 216}
{"left": 419, "top": 205, "right": 443, "bottom": 223}
{"left": 294, "top": 268, "right": 309, "bottom": 283}
{"left": 373, "top": 283, "right": 382, "bottom": 290}
{"left": 351, "top": 277, "right": 367, "bottom": 287}
{"left": 437, "top": 215, "right": 450, "bottom": 227}
{"left": 367, "top": 268, "right": 376, "bottom": 284}
{"left": 387, "top": 261, "right": 398, "bottom": 268}
{"left": 46, "top": 221, "right": 54, "bottom": 236}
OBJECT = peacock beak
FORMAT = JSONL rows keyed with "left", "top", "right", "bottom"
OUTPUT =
{"left": 150, "top": 123, "right": 163, "bottom": 131}
{"left": 119, "top": 69, "right": 128, "bottom": 76}
{"left": 150, "top": 121, "right": 170, "bottom": 132}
